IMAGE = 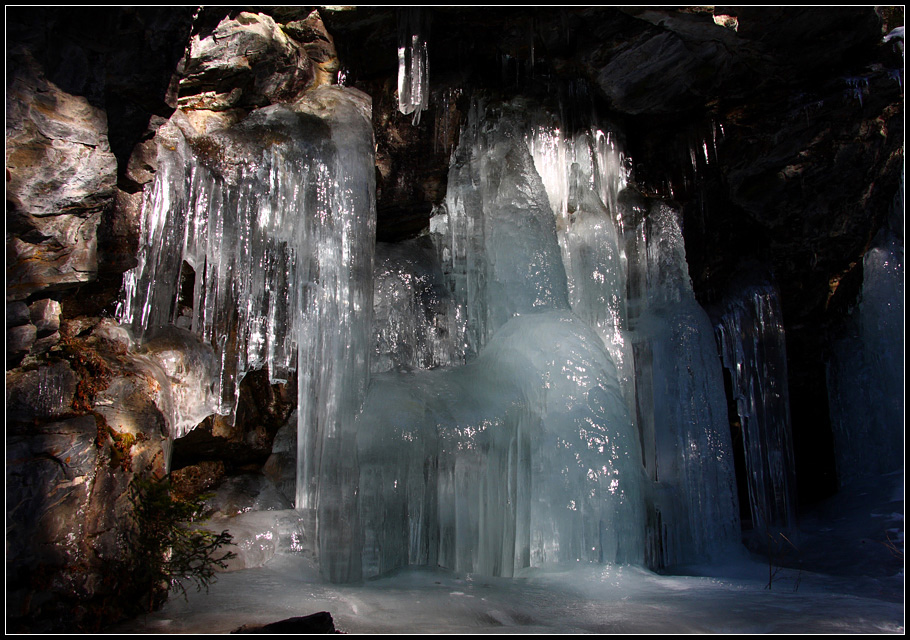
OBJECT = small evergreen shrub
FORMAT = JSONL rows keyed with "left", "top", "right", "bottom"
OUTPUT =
{"left": 127, "top": 476, "right": 237, "bottom": 606}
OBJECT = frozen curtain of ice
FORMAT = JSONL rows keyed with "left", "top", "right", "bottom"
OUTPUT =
{"left": 119, "top": 89, "right": 795, "bottom": 582}
{"left": 118, "top": 85, "right": 377, "bottom": 582}
{"left": 826, "top": 188, "right": 905, "bottom": 486}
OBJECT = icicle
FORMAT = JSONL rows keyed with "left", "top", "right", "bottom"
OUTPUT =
{"left": 397, "top": 8, "right": 429, "bottom": 125}
{"left": 844, "top": 76, "right": 870, "bottom": 106}
{"left": 884, "top": 25, "right": 904, "bottom": 55}
{"left": 118, "top": 87, "right": 377, "bottom": 583}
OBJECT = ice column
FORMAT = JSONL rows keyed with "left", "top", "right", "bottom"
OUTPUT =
{"left": 629, "top": 201, "right": 741, "bottom": 567}
{"left": 431, "top": 101, "right": 571, "bottom": 350}
{"left": 526, "top": 112, "right": 740, "bottom": 567}
{"left": 716, "top": 283, "right": 797, "bottom": 535}
{"left": 119, "top": 87, "right": 377, "bottom": 582}
{"left": 526, "top": 120, "right": 636, "bottom": 419}
{"left": 397, "top": 8, "right": 429, "bottom": 125}
{"left": 827, "top": 189, "right": 904, "bottom": 485}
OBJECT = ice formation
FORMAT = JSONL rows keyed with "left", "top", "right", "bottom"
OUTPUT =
{"left": 527, "top": 110, "right": 741, "bottom": 566}
{"left": 716, "top": 284, "right": 797, "bottom": 535}
{"left": 627, "top": 202, "right": 742, "bottom": 566}
{"left": 124, "top": 90, "right": 752, "bottom": 581}
{"left": 371, "top": 238, "right": 467, "bottom": 373}
{"left": 354, "top": 101, "right": 742, "bottom": 579}
{"left": 397, "top": 8, "right": 429, "bottom": 125}
{"left": 827, "top": 188, "right": 904, "bottom": 486}
{"left": 118, "top": 86, "right": 377, "bottom": 583}
{"left": 356, "top": 104, "right": 646, "bottom": 580}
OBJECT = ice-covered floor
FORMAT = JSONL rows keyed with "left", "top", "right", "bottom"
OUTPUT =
{"left": 115, "top": 472, "right": 904, "bottom": 634}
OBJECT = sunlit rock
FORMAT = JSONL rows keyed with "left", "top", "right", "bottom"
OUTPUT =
{"left": 178, "top": 12, "right": 314, "bottom": 111}
{"left": 6, "top": 50, "right": 117, "bottom": 300}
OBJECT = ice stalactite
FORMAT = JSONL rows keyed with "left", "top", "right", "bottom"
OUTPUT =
{"left": 716, "top": 283, "right": 797, "bottom": 535}
{"left": 119, "top": 86, "right": 377, "bottom": 582}
{"left": 397, "top": 8, "right": 429, "bottom": 125}
{"left": 827, "top": 186, "right": 904, "bottom": 486}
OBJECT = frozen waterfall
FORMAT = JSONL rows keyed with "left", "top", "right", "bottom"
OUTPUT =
{"left": 118, "top": 86, "right": 376, "bottom": 582}
{"left": 121, "top": 92, "right": 751, "bottom": 582}
{"left": 359, "top": 103, "right": 646, "bottom": 579}
{"left": 360, "top": 101, "right": 741, "bottom": 578}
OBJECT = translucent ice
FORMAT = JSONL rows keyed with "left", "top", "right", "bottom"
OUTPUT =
{"left": 359, "top": 99, "right": 741, "bottom": 581}
{"left": 118, "top": 87, "right": 377, "bottom": 583}
{"left": 827, "top": 200, "right": 904, "bottom": 485}
{"left": 631, "top": 202, "right": 741, "bottom": 566}
{"left": 525, "top": 119, "right": 634, "bottom": 415}
{"left": 525, "top": 111, "right": 740, "bottom": 567}
{"left": 372, "top": 237, "right": 468, "bottom": 373}
{"left": 430, "top": 101, "right": 570, "bottom": 353}
{"left": 397, "top": 8, "right": 429, "bottom": 124}
{"left": 356, "top": 311, "right": 645, "bottom": 579}
{"left": 354, "top": 102, "right": 645, "bottom": 580}
{"left": 716, "top": 283, "right": 797, "bottom": 534}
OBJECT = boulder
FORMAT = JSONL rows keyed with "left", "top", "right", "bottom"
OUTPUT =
{"left": 6, "top": 360, "right": 78, "bottom": 421}
{"left": 7, "top": 324, "right": 37, "bottom": 369}
{"left": 29, "top": 298, "right": 62, "bottom": 335}
{"left": 6, "top": 50, "right": 117, "bottom": 301}
{"left": 178, "top": 12, "right": 315, "bottom": 112}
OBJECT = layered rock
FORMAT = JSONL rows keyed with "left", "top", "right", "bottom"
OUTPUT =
{"left": 6, "top": 50, "right": 117, "bottom": 301}
{"left": 6, "top": 322, "right": 171, "bottom": 631}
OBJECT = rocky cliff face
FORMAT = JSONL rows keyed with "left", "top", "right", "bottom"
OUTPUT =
{"left": 6, "top": 6, "right": 903, "bottom": 631}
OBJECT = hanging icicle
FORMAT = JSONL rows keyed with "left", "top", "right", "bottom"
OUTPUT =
{"left": 397, "top": 8, "right": 429, "bottom": 125}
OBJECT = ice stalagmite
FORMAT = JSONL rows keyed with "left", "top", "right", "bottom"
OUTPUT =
{"left": 119, "top": 86, "right": 377, "bottom": 582}
{"left": 628, "top": 201, "right": 741, "bottom": 567}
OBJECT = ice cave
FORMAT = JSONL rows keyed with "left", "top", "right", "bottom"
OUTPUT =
{"left": 5, "top": 6, "right": 905, "bottom": 634}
